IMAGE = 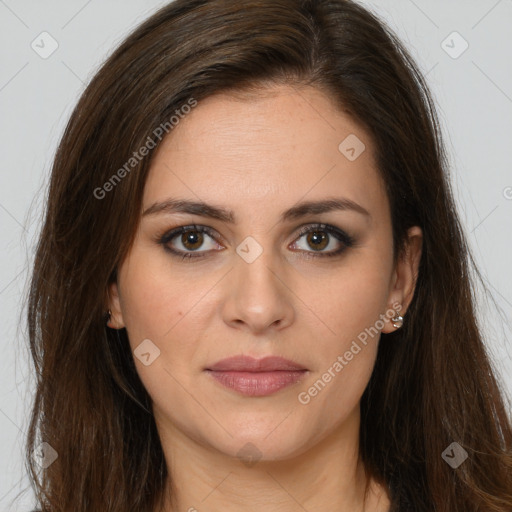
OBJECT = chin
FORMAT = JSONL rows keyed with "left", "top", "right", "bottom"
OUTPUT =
{"left": 204, "top": 421, "right": 316, "bottom": 464}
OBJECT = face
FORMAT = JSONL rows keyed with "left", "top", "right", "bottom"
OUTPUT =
{"left": 108, "top": 84, "right": 422, "bottom": 462}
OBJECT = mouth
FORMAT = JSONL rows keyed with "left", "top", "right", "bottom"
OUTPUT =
{"left": 204, "top": 355, "right": 308, "bottom": 397}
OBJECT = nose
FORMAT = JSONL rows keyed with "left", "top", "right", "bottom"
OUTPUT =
{"left": 221, "top": 243, "right": 295, "bottom": 334}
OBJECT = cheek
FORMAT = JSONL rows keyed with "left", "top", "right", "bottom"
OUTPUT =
{"left": 116, "top": 252, "right": 224, "bottom": 446}
{"left": 296, "top": 261, "right": 391, "bottom": 414}
{"left": 314, "top": 263, "right": 391, "bottom": 347}
{"left": 117, "top": 249, "right": 223, "bottom": 401}
{"left": 298, "top": 295, "right": 382, "bottom": 424}
{"left": 118, "top": 249, "right": 209, "bottom": 346}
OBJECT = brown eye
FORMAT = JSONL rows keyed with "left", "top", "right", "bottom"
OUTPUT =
{"left": 291, "top": 223, "right": 355, "bottom": 258}
{"left": 181, "top": 230, "right": 204, "bottom": 251}
{"left": 160, "top": 225, "right": 222, "bottom": 259}
{"left": 305, "top": 230, "right": 329, "bottom": 251}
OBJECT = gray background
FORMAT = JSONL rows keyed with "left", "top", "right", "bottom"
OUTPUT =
{"left": 1, "top": 1, "right": 511, "bottom": 510}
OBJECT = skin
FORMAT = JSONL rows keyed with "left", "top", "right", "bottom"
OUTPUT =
{"left": 108, "top": 84, "right": 422, "bottom": 512}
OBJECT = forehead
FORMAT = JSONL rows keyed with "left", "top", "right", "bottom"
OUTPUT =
{"left": 143, "top": 85, "right": 388, "bottom": 224}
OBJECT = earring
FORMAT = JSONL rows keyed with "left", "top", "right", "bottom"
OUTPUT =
{"left": 391, "top": 314, "right": 404, "bottom": 329}
{"left": 106, "top": 309, "right": 112, "bottom": 325}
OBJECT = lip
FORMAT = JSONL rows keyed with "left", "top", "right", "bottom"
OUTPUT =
{"left": 204, "top": 356, "right": 308, "bottom": 397}
{"left": 205, "top": 355, "right": 307, "bottom": 372}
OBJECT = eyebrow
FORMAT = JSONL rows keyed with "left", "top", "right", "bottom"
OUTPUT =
{"left": 142, "top": 197, "right": 371, "bottom": 223}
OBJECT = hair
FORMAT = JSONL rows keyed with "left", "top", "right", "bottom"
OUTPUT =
{"left": 23, "top": 0, "right": 512, "bottom": 511}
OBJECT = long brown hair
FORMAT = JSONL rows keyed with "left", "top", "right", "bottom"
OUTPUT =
{"left": 24, "top": 0, "right": 512, "bottom": 511}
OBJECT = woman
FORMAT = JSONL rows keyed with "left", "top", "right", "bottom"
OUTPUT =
{"left": 25, "top": 0, "right": 512, "bottom": 511}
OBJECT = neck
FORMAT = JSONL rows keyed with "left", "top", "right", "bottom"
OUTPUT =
{"left": 154, "top": 408, "right": 390, "bottom": 512}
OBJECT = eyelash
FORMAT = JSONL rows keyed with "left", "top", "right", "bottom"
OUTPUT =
{"left": 158, "top": 223, "right": 355, "bottom": 261}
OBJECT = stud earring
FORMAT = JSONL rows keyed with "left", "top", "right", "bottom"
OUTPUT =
{"left": 391, "top": 314, "right": 404, "bottom": 329}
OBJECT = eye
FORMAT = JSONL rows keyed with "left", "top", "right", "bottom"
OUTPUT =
{"left": 159, "top": 225, "right": 223, "bottom": 259}
{"left": 158, "top": 223, "right": 355, "bottom": 261}
{"left": 290, "top": 223, "right": 355, "bottom": 258}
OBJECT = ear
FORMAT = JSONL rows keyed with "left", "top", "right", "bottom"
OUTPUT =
{"left": 107, "top": 280, "right": 126, "bottom": 329}
{"left": 381, "top": 226, "right": 423, "bottom": 334}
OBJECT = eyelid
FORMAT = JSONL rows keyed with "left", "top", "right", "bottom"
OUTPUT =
{"left": 289, "top": 223, "right": 354, "bottom": 259}
{"left": 293, "top": 222, "right": 354, "bottom": 247}
{"left": 159, "top": 224, "right": 220, "bottom": 245}
{"left": 158, "top": 224, "right": 224, "bottom": 254}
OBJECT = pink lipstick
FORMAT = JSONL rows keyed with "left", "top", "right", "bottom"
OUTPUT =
{"left": 204, "top": 355, "right": 308, "bottom": 397}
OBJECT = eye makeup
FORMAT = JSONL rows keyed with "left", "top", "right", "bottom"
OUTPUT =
{"left": 156, "top": 222, "right": 356, "bottom": 261}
